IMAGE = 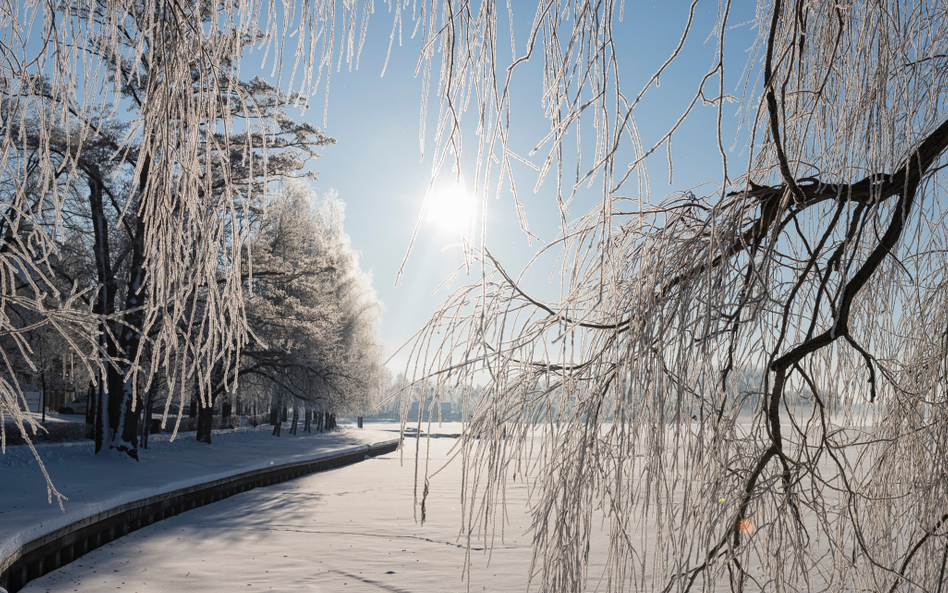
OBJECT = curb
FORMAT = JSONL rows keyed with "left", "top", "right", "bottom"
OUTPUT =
{"left": 0, "top": 439, "right": 400, "bottom": 592}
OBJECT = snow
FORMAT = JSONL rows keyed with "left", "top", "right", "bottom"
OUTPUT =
{"left": 10, "top": 421, "right": 555, "bottom": 592}
{"left": 2, "top": 412, "right": 86, "bottom": 427}
{"left": 0, "top": 420, "right": 399, "bottom": 570}
{"left": 5, "top": 419, "right": 873, "bottom": 592}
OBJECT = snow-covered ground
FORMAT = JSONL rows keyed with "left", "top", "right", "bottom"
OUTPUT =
{"left": 2, "top": 411, "right": 87, "bottom": 426}
{"left": 0, "top": 420, "right": 398, "bottom": 572}
{"left": 15, "top": 422, "right": 547, "bottom": 592}
{"left": 5, "top": 418, "right": 876, "bottom": 592}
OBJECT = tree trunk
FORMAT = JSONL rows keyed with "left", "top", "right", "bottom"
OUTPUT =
{"left": 94, "top": 380, "right": 105, "bottom": 452}
{"left": 269, "top": 404, "right": 279, "bottom": 425}
{"left": 271, "top": 396, "right": 282, "bottom": 436}
{"left": 113, "top": 183, "right": 149, "bottom": 458}
{"left": 290, "top": 407, "right": 298, "bottom": 435}
{"left": 84, "top": 381, "right": 95, "bottom": 426}
{"left": 140, "top": 381, "right": 154, "bottom": 449}
{"left": 88, "top": 167, "right": 120, "bottom": 454}
{"left": 196, "top": 361, "right": 227, "bottom": 443}
{"left": 196, "top": 398, "right": 215, "bottom": 444}
{"left": 87, "top": 159, "right": 152, "bottom": 460}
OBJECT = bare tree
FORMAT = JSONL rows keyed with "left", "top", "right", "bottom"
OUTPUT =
{"left": 0, "top": 0, "right": 352, "bottom": 480}
{"left": 399, "top": 1, "right": 948, "bottom": 591}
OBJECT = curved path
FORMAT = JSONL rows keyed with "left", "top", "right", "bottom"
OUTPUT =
{"left": 13, "top": 429, "right": 559, "bottom": 593}
{"left": 0, "top": 424, "right": 399, "bottom": 592}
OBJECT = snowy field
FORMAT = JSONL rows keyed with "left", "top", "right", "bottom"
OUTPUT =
{"left": 0, "top": 420, "right": 398, "bottom": 570}
{"left": 16, "top": 422, "right": 552, "bottom": 593}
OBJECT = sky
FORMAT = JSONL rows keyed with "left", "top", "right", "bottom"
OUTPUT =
{"left": 260, "top": 2, "right": 760, "bottom": 373}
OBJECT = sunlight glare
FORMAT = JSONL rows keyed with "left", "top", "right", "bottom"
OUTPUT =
{"left": 426, "top": 184, "right": 475, "bottom": 234}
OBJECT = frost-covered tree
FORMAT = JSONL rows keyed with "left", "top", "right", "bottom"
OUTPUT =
{"left": 397, "top": 1, "right": 948, "bottom": 592}
{"left": 0, "top": 0, "right": 332, "bottom": 468}
{"left": 196, "top": 181, "right": 384, "bottom": 443}
{"left": 0, "top": 0, "right": 262, "bottom": 480}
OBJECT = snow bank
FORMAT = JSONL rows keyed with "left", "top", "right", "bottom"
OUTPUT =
{"left": 0, "top": 422, "right": 401, "bottom": 569}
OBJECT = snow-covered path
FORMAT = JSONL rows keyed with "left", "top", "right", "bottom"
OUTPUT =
{"left": 19, "top": 427, "right": 540, "bottom": 593}
{"left": 0, "top": 422, "right": 398, "bottom": 571}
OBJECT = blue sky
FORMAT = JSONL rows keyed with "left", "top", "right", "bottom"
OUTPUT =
{"left": 273, "top": 2, "right": 760, "bottom": 372}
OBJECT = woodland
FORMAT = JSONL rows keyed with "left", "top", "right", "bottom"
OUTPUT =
{"left": 0, "top": 2, "right": 385, "bottom": 474}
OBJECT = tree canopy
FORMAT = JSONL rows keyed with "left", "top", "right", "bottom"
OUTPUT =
{"left": 0, "top": 0, "right": 378, "bottom": 495}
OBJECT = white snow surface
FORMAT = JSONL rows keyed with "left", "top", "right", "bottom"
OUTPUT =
{"left": 2, "top": 411, "right": 86, "bottom": 426}
{"left": 0, "top": 421, "right": 398, "bottom": 570}
{"left": 14, "top": 422, "right": 554, "bottom": 592}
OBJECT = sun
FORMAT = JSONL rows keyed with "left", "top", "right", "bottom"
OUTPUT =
{"left": 425, "top": 183, "right": 475, "bottom": 234}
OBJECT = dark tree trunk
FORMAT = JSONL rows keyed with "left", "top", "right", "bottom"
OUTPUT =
{"left": 140, "top": 380, "right": 156, "bottom": 449}
{"left": 94, "top": 380, "right": 105, "bottom": 452}
{"left": 304, "top": 410, "right": 311, "bottom": 433}
{"left": 0, "top": 205, "right": 17, "bottom": 253}
{"left": 196, "top": 361, "right": 227, "bottom": 443}
{"left": 84, "top": 382, "right": 95, "bottom": 426}
{"left": 114, "top": 161, "right": 150, "bottom": 459}
{"left": 269, "top": 404, "right": 279, "bottom": 425}
{"left": 196, "top": 398, "right": 215, "bottom": 444}
{"left": 88, "top": 167, "right": 119, "bottom": 454}
{"left": 271, "top": 400, "right": 281, "bottom": 436}
{"left": 290, "top": 407, "right": 298, "bottom": 435}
